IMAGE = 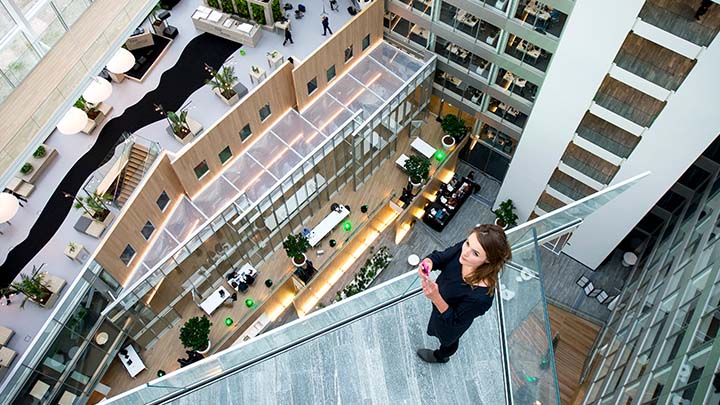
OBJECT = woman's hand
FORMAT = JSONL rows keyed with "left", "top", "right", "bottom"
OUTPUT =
{"left": 422, "top": 277, "right": 441, "bottom": 301}
{"left": 417, "top": 258, "right": 433, "bottom": 279}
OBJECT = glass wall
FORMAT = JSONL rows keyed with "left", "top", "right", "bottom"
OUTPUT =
{"left": 438, "top": 1, "right": 501, "bottom": 47}
{"left": 504, "top": 33, "right": 552, "bottom": 72}
{"left": 513, "top": 0, "right": 568, "bottom": 38}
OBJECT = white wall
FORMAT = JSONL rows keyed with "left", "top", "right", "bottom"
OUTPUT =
{"left": 495, "top": 0, "right": 646, "bottom": 219}
{"left": 564, "top": 35, "right": 720, "bottom": 268}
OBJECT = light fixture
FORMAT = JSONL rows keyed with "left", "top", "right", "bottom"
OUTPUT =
{"left": 83, "top": 76, "right": 113, "bottom": 104}
{"left": 106, "top": 48, "right": 135, "bottom": 74}
{"left": 434, "top": 150, "right": 445, "bottom": 161}
{"left": 0, "top": 193, "right": 19, "bottom": 223}
{"left": 56, "top": 107, "right": 88, "bottom": 135}
{"left": 245, "top": 298, "right": 254, "bottom": 307}
{"left": 343, "top": 221, "right": 352, "bottom": 231}
{"left": 225, "top": 317, "right": 233, "bottom": 326}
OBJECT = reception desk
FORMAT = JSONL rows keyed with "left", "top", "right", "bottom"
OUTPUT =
{"left": 192, "top": 6, "right": 262, "bottom": 47}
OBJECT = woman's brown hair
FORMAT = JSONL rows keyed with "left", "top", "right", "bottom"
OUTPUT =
{"left": 464, "top": 224, "right": 512, "bottom": 296}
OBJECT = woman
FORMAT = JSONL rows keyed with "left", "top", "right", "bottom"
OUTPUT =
{"left": 416, "top": 224, "right": 511, "bottom": 363}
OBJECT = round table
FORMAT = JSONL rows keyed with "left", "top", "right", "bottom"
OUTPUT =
{"left": 95, "top": 332, "right": 109, "bottom": 346}
{"left": 407, "top": 254, "right": 420, "bottom": 266}
{"left": 622, "top": 252, "right": 637, "bottom": 267}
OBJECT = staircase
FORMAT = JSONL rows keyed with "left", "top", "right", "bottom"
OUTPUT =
{"left": 116, "top": 143, "right": 150, "bottom": 207}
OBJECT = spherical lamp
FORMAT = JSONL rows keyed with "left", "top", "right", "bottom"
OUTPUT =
{"left": 106, "top": 48, "right": 135, "bottom": 74}
{"left": 82, "top": 76, "right": 113, "bottom": 104}
{"left": 245, "top": 298, "right": 254, "bottom": 308}
{"left": 56, "top": 107, "right": 88, "bottom": 135}
{"left": 0, "top": 193, "right": 20, "bottom": 224}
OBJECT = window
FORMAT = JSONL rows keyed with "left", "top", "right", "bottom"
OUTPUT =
{"left": 326, "top": 65, "right": 336, "bottom": 82}
{"left": 140, "top": 221, "right": 155, "bottom": 240}
{"left": 307, "top": 77, "right": 318, "bottom": 95}
{"left": 219, "top": 146, "right": 233, "bottom": 164}
{"left": 344, "top": 44, "right": 353, "bottom": 63}
{"left": 239, "top": 123, "right": 252, "bottom": 141}
{"left": 362, "top": 34, "right": 370, "bottom": 50}
{"left": 194, "top": 160, "right": 209, "bottom": 179}
{"left": 120, "top": 244, "right": 136, "bottom": 266}
{"left": 259, "top": 103, "right": 271, "bottom": 121}
{"left": 156, "top": 191, "right": 171, "bottom": 211}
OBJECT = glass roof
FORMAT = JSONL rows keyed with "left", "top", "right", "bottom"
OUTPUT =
{"left": 128, "top": 41, "right": 426, "bottom": 285}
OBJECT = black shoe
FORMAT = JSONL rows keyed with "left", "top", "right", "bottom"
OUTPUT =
{"left": 416, "top": 349, "right": 449, "bottom": 363}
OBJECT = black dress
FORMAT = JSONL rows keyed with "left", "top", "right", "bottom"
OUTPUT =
{"left": 425, "top": 241, "right": 494, "bottom": 346}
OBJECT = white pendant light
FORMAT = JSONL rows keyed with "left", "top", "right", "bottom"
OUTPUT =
{"left": 106, "top": 48, "right": 135, "bottom": 74}
{"left": 83, "top": 76, "right": 113, "bottom": 104}
{"left": 57, "top": 107, "right": 88, "bottom": 135}
{"left": 0, "top": 193, "right": 19, "bottom": 223}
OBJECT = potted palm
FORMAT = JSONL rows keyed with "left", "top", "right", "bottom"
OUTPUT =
{"left": 72, "top": 192, "right": 113, "bottom": 222}
{"left": 179, "top": 315, "right": 212, "bottom": 354}
{"left": 155, "top": 103, "right": 200, "bottom": 144}
{"left": 493, "top": 199, "right": 518, "bottom": 229}
{"left": 283, "top": 233, "right": 310, "bottom": 267}
{"left": 404, "top": 154, "right": 431, "bottom": 192}
{"left": 205, "top": 64, "right": 239, "bottom": 105}
{"left": 11, "top": 272, "right": 52, "bottom": 308}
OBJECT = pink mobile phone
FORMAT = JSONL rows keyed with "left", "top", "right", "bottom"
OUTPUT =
{"left": 421, "top": 262, "right": 429, "bottom": 276}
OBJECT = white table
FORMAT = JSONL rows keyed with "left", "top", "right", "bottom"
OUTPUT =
{"left": 308, "top": 205, "right": 350, "bottom": 246}
{"left": 266, "top": 50, "right": 284, "bottom": 70}
{"left": 118, "top": 345, "right": 145, "bottom": 378}
{"left": 249, "top": 66, "right": 267, "bottom": 85}
{"left": 407, "top": 254, "right": 420, "bottom": 266}
{"left": 200, "top": 286, "right": 230, "bottom": 315}
{"left": 411, "top": 137, "right": 436, "bottom": 159}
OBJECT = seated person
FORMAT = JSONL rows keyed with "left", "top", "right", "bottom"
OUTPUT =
{"left": 230, "top": 280, "right": 249, "bottom": 292}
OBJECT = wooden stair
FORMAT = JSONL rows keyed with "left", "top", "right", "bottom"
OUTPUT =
{"left": 116, "top": 143, "right": 150, "bottom": 207}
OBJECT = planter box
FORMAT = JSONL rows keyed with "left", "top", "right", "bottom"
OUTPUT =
{"left": 82, "top": 102, "right": 113, "bottom": 134}
{"left": 17, "top": 145, "right": 57, "bottom": 184}
{"left": 167, "top": 117, "right": 204, "bottom": 144}
{"left": 40, "top": 273, "right": 66, "bottom": 309}
{"left": 213, "top": 87, "right": 239, "bottom": 105}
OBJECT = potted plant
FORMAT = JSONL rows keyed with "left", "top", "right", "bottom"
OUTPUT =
{"left": 72, "top": 192, "right": 113, "bottom": 222}
{"left": 20, "top": 163, "right": 33, "bottom": 175}
{"left": 283, "top": 233, "right": 310, "bottom": 267}
{"left": 33, "top": 145, "right": 46, "bottom": 159}
{"left": 11, "top": 272, "right": 52, "bottom": 308}
{"left": 493, "top": 199, "right": 518, "bottom": 229}
{"left": 440, "top": 114, "right": 470, "bottom": 144}
{"left": 205, "top": 64, "right": 239, "bottom": 105}
{"left": 404, "top": 154, "right": 431, "bottom": 190}
{"left": 74, "top": 96, "right": 101, "bottom": 120}
{"left": 179, "top": 315, "right": 212, "bottom": 353}
{"left": 67, "top": 242, "right": 78, "bottom": 254}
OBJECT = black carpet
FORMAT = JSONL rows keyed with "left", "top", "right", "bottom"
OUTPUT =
{"left": 0, "top": 33, "right": 241, "bottom": 287}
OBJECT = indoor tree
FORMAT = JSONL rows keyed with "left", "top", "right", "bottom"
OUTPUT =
{"left": 404, "top": 154, "right": 431, "bottom": 185}
{"left": 493, "top": 199, "right": 519, "bottom": 229}
{"left": 283, "top": 233, "right": 310, "bottom": 267}
{"left": 205, "top": 64, "right": 238, "bottom": 102}
{"left": 179, "top": 315, "right": 212, "bottom": 352}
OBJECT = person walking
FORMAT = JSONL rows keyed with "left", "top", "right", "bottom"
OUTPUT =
{"left": 283, "top": 26, "right": 294, "bottom": 46}
{"left": 695, "top": 0, "right": 713, "bottom": 20}
{"left": 322, "top": 15, "right": 332, "bottom": 36}
{"left": 416, "top": 224, "right": 511, "bottom": 363}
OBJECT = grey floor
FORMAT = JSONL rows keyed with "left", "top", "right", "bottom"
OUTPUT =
{"left": 171, "top": 290, "right": 504, "bottom": 405}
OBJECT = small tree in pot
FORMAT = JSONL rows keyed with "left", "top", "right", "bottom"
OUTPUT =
{"left": 69, "top": 192, "right": 113, "bottom": 222}
{"left": 283, "top": 233, "right": 310, "bottom": 267}
{"left": 440, "top": 114, "right": 470, "bottom": 144}
{"left": 74, "top": 96, "right": 100, "bottom": 120}
{"left": 179, "top": 315, "right": 212, "bottom": 352}
{"left": 493, "top": 199, "right": 518, "bottom": 229}
{"left": 11, "top": 272, "right": 52, "bottom": 308}
{"left": 205, "top": 64, "right": 239, "bottom": 105}
{"left": 404, "top": 154, "right": 431, "bottom": 187}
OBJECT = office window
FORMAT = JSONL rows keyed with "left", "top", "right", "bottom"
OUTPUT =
{"left": 239, "top": 123, "right": 252, "bottom": 141}
{"left": 327, "top": 65, "right": 336, "bottom": 82}
{"left": 307, "top": 77, "right": 318, "bottom": 95}
{"left": 194, "top": 160, "right": 209, "bottom": 179}
{"left": 140, "top": 221, "right": 155, "bottom": 240}
{"left": 344, "top": 44, "right": 353, "bottom": 63}
{"left": 362, "top": 34, "right": 370, "bottom": 50}
{"left": 259, "top": 103, "right": 271, "bottom": 121}
{"left": 219, "top": 146, "right": 233, "bottom": 164}
{"left": 156, "top": 191, "right": 171, "bottom": 211}
{"left": 120, "top": 244, "right": 136, "bottom": 266}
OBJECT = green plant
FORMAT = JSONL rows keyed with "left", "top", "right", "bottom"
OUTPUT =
{"left": 74, "top": 95, "right": 99, "bottom": 118}
{"left": 33, "top": 145, "right": 46, "bottom": 158}
{"left": 20, "top": 163, "right": 33, "bottom": 174}
{"left": 207, "top": 0, "right": 220, "bottom": 8}
{"left": 493, "top": 199, "right": 519, "bottom": 228}
{"left": 179, "top": 316, "right": 212, "bottom": 351}
{"left": 205, "top": 64, "right": 238, "bottom": 100}
{"left": 440, "top": 114, "right": 469, "bottom": 142}
{"left": 251, "top": 3, "right": 266, "bottom": 25}
{"left": 167, "top": 109, "right": 190, "bottom": 136}
{"left": 75, "top": 192, "right": 112, "bottom": 214}
{"left": 150, "top": 2, "right": 163, "bottom": 22}
{"left": 271, "top": 0, "right": 282, "bottom": 21}
{"left": 68, "top": 242, "right": 78, "bottom": 252}
{"left": 220, "top": 0, "right": 234, "bottom": 13}
{"left": 336, "top": 247, "right": 392, "bottom": 301}
{"left": 234, "top": 0, "right": 250, "bottom": 18}
{"left": 283, "top": 234, "right": 310, "bottom": 262}
{"left": 12, "top": 272, "right": 51, "bottom": 308}
{"left": 404, "top": 154, "right": 431, "bottom": 184}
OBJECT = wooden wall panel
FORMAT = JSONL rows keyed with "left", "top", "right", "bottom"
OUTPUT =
{"left": 170, "top": 62, "right": 297, "bottom": 197}
{"left": 292, "top": 0, "right": 384, "bottom": 110}
{"left": 95, "top": 154, "right": 185, "bottom": 285}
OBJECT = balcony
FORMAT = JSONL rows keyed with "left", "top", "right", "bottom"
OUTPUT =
{"left": 488, "top": 97, "right": 528, "bottom": 129}
{"left": 513, "top": 0, "right": 568, "bottom": 38}
{"left": 438, "top": 1, "right": 502, "bottom": 46}
{"left": 385, "top": 12, "right": 429, "bottom": 48}
{"left": 595, "top": 76, "right": 666, "bottom": 128}
{"left": 549, "top": 169, "right": 597, "bottom": 201}
{"left": 639, "top": 0, "right": 720, "bottom": 47}
{"left": 537, "top": 191, "right": 566, "bottom": 213}
{"left": 496, "top": 67, "right": 538, "bottom": 102}
{"left": 576, "top": 113, "right": 640, "bottom": 159}
{"left": 434, "top": 69, "right": 465, "bottom": 99}
{"left": 504, "top": 34, "right": 552, "bottom": 72}
{"left": 615, "top": 33, "right": 696, "bottom": 91}
{"left": 561, "top": 144, "right": 620, "bottom": 185}
{"left": 407, "top": 0, "right": 432, "bottom": 17}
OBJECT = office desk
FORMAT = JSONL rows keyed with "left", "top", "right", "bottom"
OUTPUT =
{"left": 308, "top": 205, "right": 350, "bottom": 247}
{"left": 249, "top": 66, "right": 267, "bottom": 85}
{"left": 455, "top": 10, "right": 478, "bottom": 27}
{"left": 525, "top": 0, "right": 551, "bottom": 20}
{"left": 498, "top": 103, "right": 520, "bottom": 117}
{"left": 502, "top": 71, "right": 528, "bottom": 88}
{"left": 118, "top": 345, "right": 145, "bottom": 378}
{"left": 446, "top": 44, "right": 469, "bottom": 59}
{"left": 410, "top": 25, "right": 429, "bottom": 40}
{"left": 200, "top": 286, "right": 230, "bottom": 315}
{"left": 516, "top": 40, "right": 541, "bottom": 60}
{"left": 440, "top": 72, "right": 462, "bottom": 87}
